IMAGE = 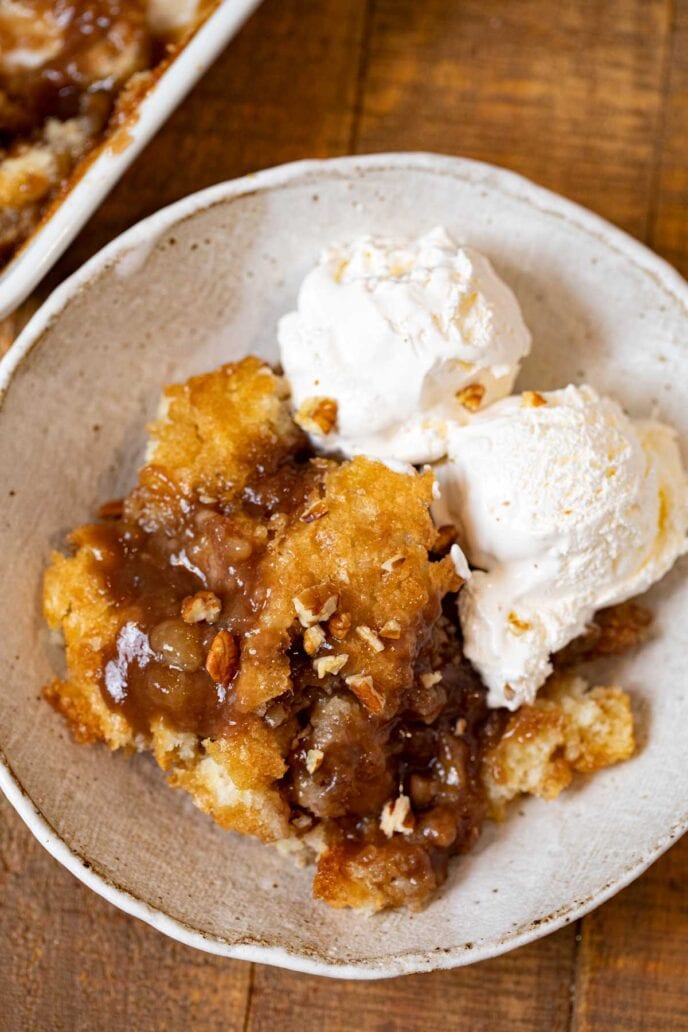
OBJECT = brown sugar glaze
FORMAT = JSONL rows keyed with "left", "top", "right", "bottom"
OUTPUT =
{"left": 91, "top": 458, "right": 316, "bottom": 737}
{"left": 84, "top": 451, "right": 498, "bottom": 895}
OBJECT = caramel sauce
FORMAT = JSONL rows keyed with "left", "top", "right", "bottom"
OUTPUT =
{"left": 84, "top": 520, "right": 225, "bottom": 737}
{"left": 87, "top": 455, "right": 492, "bottom": 877}
{"left": 90, "top": 461, "right": 315, "bottom": 738}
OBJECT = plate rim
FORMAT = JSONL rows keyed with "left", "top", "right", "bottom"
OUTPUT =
{"left": 1, "top": 151, "right": 687, "bottom": 979}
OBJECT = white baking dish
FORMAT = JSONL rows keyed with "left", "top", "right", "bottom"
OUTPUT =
{"left": 0, "top": 0, "right": 262, "bottom": 321}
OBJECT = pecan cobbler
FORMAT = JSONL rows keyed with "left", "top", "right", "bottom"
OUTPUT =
{"left": 0, "top": 0, "right": 209, "bottom": 265}
{"left": 44, "top": 358, "right": 639, "bottom": 910}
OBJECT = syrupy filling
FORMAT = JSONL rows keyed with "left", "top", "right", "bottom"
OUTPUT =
{"left": 85, "top": 452, "right": 499, "bottom": 891}
{"left": 92, "top": 459, "right": 314, "bottom": 736}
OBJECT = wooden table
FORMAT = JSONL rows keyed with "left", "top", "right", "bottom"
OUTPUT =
{"left": 2, "top": 2, "right": 687, "bottom": 1028}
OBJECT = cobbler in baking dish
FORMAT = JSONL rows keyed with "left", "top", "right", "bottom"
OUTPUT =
{"left": 43, "top": 358, "right": 641, "bottom": 910}
{"left": 0, "top": 0, "right": 211, "bottom": 264}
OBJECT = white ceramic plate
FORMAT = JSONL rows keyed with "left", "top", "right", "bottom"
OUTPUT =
{"left": 1, "top": 154, "right": 686, "bottom": 979}
{"left": 0, "top": 0, "right": 262, "bottom": 321}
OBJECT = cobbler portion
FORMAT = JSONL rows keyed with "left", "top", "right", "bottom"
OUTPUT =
{"left": 44, "top": 358, "right": 638, "bottom": 910}
{"left": 0, "top": 0, "right": 206, "bottom": 263}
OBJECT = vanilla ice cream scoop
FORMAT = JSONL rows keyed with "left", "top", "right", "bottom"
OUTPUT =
{"left": 434, "top": 385, "right": 688, "bottom": 709}
{"left": 278, "top": 227, "right": 531, "bottom": 463}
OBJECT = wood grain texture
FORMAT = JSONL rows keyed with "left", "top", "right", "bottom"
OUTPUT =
{"left": 648, "top": 0, "right": 688, "bottom": 277}
{"left": 573, "top": 835, "right": 688, "bottom": 1031}
{"left": 1, "top": 1, "right": 687, "bottom": 1029}
{"left": 354, "top": 0, "right": 671, "bottom": 237}
{"left": 246, "top": 928, "right": 577, "bottom": 1032}
{"left": 0, "top": 796, "right": 251, "bottom": 1032}
{"left": 0, "top": 0, "right": 368, "bottom": 350}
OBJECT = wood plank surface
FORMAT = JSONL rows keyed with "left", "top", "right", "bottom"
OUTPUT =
{"left": 648, "top": 0, "right": 688, "bottom": 276}
{"left": 353, "top": 0, "right": 672, "bottom": 236}
{"left": 47, "top": 0, "right": 368, "bottom": 284}
{"left": 0, "top": 795, "right": 251, "bottom": 1032}
{"left": 1, "top": 1, "right": 687, "bottom": 1029}
{"left": 246, "top": 926, "right": 578, "bottom": 1032}
{"left": 574, "top": 835, "right": 688, "bottom": 1031}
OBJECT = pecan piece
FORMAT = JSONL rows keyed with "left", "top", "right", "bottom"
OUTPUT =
{"left": 355, "top": 625, "right": 385, "bottom": 653}
{"left": 306, "top": 749, "right": 324, "bottom": 774}
{"left": 300, "top": 499, "right": 329, "bottom": 523}
{"left": 313, "top": 654, "right": 348, "bottom": 678}
{"left": 345, "top": 674, "right": 385, "bottom": 715}
{"left": 380, "top": 795, "right": 414, "bottom": 837}
{"left": 521, "top": 390, "right": 547, "bottom": 408}
{"left": 381, "top": 553, "right": 406, "bottom": 573}
{"left": 303, "top": 625, "right": 326, "bottom": 656}
{"left": 205, "top": 630, "right": 238, "bottom": 686}
{"left": 456, "top": 383, "right": 485, "bottom": 412}
{"left": 293, "top": 584, "right": 338, "bottom": 627}
{"left": 328, "top": 611, "right": 352, "bottom": 640}
{"left": 181, "top": 590, "right": 222, "bottom": 625}
{"left": 294, "top": 396, "right": 338, "bottom": 436}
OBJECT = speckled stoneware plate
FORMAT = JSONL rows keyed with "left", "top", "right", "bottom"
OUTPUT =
{"left": 1, "top": 154, "right": 686, "bottom": 979}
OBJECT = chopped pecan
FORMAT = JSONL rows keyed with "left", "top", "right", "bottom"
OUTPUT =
{"left": 328, "top": 610, "right": 352, "bottom": 640}
{"left": 356, "top": 625, "right": 385, "bottom": 653}
{"left": 380, "top": 795, "right": 414, "bottom": 838}
{"left": 521, "top": 390, "right": 547, "bottom": 408}
{"left": 456, "top": 383, "right": 486, "bottom": 412}
{"left": 303, "top": 625, "right": 326, "bottom": 656}
{"left": 345, "top": 673, "right": 385, "bottom": 715}
{"left": 381, "top": 553, "right": 406, "bottom": 573}
{"left": 294, "top": 397, "right": 338, "bottom": 436}
{"left": 306, "top": 748, "right": 324, "bottom": 774}
{"left": 205, "top": 630, "right": 238, "bottom": 686}
{"left": 293, "top": 584, "right": 339, "bottom": 627}
{"left": 181, "top": 590, "right": 222, "bottom": 625}
{"left": 301, "top": 499, "right": 329, "bottom": 523}
{"left": 313, "top": 654, "right": 348, "bottom": 678}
